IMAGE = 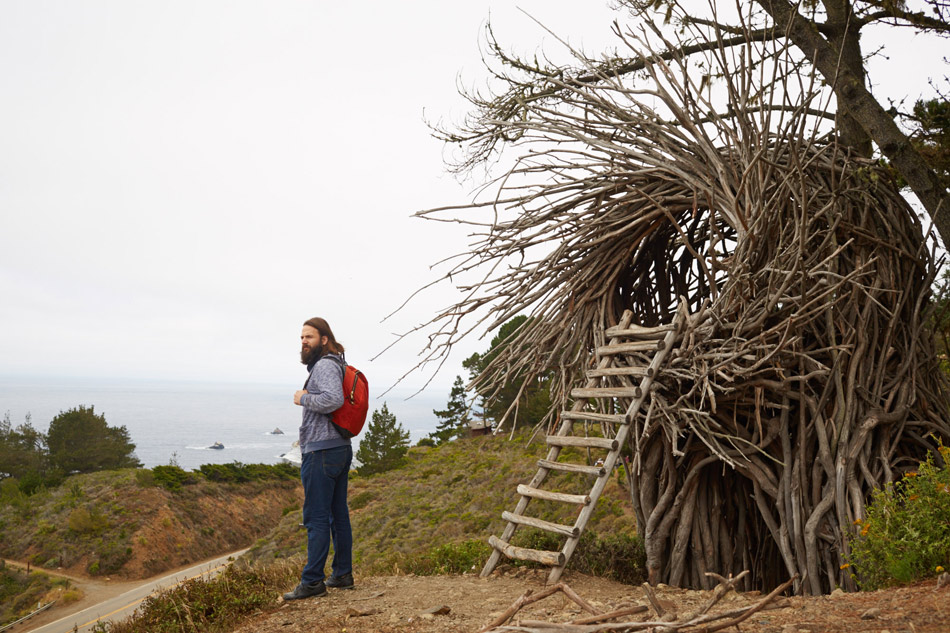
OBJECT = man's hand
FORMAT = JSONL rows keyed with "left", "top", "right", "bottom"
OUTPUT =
{"left": 294, "top": 390, "right": 308, "bottom": 405}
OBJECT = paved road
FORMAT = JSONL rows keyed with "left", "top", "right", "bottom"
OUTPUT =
{"left": 26, "top": 550, "right": 248, "bottom": 633}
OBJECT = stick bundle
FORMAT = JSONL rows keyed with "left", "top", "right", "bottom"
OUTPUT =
{"left": 408, "top": 10, "right": 950, "bottom": 594}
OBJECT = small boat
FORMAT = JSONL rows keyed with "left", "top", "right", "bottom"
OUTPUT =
{"left": 208, "top": 442, "right": 224, "bottom": 450}
{"left": 270, "top": 427, "right": 284, "bottom": 435}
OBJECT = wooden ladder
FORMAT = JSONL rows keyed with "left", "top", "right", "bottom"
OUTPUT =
{"left": 480, "top": 303, "right": 688, "bottom": 584}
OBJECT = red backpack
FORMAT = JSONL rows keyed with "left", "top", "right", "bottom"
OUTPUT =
{"left": 332, "top": 362, "right": 369, "bottom": 438}
{"left": 304, "top": 356, "right": 369, "bottom": 439}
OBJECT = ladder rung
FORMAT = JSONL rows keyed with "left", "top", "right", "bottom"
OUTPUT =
{"left": 561, "top": 411, "right": 628, "bottom": 424}
{"left": 597, "top": 340, "right": 663, "bottom": 355}
{"left": 586, "top": 366, "right": 653, "bottom": 379}
{"left": 502, "top": 511, "right": 579, "bottom": 538}
{"left": 517, "top": 484, "right": 591, "bottom": 505}
{"left": 604, "top": 323, "right": 675, "bottom": 338}
{"left": 547, "top": 435, "right": 617, "bottom": 450}
{"left": 538, "top": 459, "right": 605, "bottom": 477}
{"left": 488, "top": 535, "right": 565, "bottom": 567}
{"left": 571, "top": 387, "right": 643, "bottom": 399}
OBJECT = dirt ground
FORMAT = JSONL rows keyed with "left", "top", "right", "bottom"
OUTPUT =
{"left": 233, "top": 567, "right": 950, "bottom": 633}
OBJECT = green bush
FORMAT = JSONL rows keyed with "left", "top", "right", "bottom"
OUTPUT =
{"left": 198, "top": 462, "right": 299, "bottom": 484}
{"left": 509, "top": 529, "right": 646, "bottom": 584}
{"left": 402, "top": 539, "right": 493, "bottom": 575}
{"left": 99, "top": 562, "right": 299, "bottom": 633}
{"left": 848, "top": 443, "right": 950, "bottom": 589}
{"left": 349, "top": 491, "right": 376, "bottom": 510}
{"left": 67, "top": 507, "right": 109, "bottom": 535}
{"left": 151, "top": 465, "right": 195, "bottom": 491}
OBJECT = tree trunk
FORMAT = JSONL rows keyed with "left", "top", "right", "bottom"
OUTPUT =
{"left": 759, "top": 0, "right": 950, "bottom": 245}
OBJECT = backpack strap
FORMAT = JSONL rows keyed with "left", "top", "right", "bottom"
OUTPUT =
{"left": 303, "top": 354, "right": 346, "bottom": 389}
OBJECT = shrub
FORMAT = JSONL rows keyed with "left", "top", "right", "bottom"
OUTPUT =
{"left": 349, "top": 491, "right": 376, "bottom": 510}
{"left": 67, "top": 507, "right": 109, "bottom": 535}
{"left": 99, "top": 561, "right": 299, "bottom": 633}
{"left": 401, "top": 539, "right": 493, "bottom": 575}
{"left": 509, "top": 529, "right": 646, "bottom": 584}
{"left": 134, "top": 469, "right": 155, "bottom": 487}
{"left": 848, "top": 444, "right": 950, "bottom": 589}
{"left": 198, "top": 462, "right": 299, "bottom": 483}
{"left": 151, "top": 465, "right": 195, "bottom": 492}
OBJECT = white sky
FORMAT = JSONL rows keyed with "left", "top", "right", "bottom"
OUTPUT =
{"left": 0, "top": 1, "right": 622, "bottom": 399}
{"left": 1, "top": 1, "right": 946, "bottom": 405}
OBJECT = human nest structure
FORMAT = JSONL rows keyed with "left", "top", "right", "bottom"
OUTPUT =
{"left": 411, "top": 18, "right": 950, "bottom": 594}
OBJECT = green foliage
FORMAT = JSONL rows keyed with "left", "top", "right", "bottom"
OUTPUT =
{"left": 429, "top": 375, "right": 471, "bottom": 444}
{"left": 245, "top": 432, "right": 641, "bottom": 584}
{"left": 355, "top": 403, "right": 410, "bottom": 476}
{"left": 98, "top": 562, "right": 299, "bottom": 633}
{"left": 0, "top": 565, "right": 56, "bottom": 628}
{"left": 909, "top": 98, "right": 950, "bottom": 189}
{"left": 348, "top": 490, "right": 376, "bottom": 510}
{"left": 0, "top": 411, "right": 51, "bottom": 493}
{"left": 197, "top": 462, "right": 298, "bottom": 483}
{"left": 150, "top": 465, "right": 195, "bottom": 492}
{"left": 67, "top": 506, "right": 109, "bottom": 535}
{"left": 464, "top": 316, "right": 552, "bottom": 429}
{"left": 399, "top": 539, "right": 493, "bottom": 575}
{"left": 415, "top": 437, "right": 436, "bottom": 447}
{"left": 508, "top": 529, "right": 646, "bottom": 584}
{"left": 848, "top": 444, "right": 950, "bottom": 589}
{"left": 47, "top": 406, "right": 141, "bottom": 475}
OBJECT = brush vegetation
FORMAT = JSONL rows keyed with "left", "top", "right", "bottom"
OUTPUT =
{"left": 0, "top": 564, "right": 78, "bottom": 629}
{"left": 242, "top": 432, "right": 643, "bottom": 580}
{"left": 96, "top": 432, "right": 644, "bottom": 633}
{"left": 0, "top": 463, "right": 300, "bottom": 579}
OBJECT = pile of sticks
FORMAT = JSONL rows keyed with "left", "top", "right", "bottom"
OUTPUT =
{"left": 479, "top": 572, "right": 794, "bottom": 632}
{"left": 409, "top": 9, "right": 950, "bottom": 594}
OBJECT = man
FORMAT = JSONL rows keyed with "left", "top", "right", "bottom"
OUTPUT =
{"left": 283, "top": 317, "right": 355, "bottom": 600}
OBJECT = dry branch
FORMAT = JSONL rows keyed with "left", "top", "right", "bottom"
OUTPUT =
{"left": 480, "top": 573, "right": 796, "bottom": 632}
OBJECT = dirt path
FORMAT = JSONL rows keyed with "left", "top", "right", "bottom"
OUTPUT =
{"left": 233, "top": 568, "right": 950, "bottom": 633}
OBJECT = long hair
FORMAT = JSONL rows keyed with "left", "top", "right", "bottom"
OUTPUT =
{"left": 303, "top": 317, "right": 345, "bottom": 355}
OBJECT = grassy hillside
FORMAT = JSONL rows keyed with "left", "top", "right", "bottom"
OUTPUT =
{"left": 243, "top": 432, "right": 644, "bottom": 582}
{"left": 0, "top": 564, "right": 80, "bottom": 628}
{"left": 0, "top": 467, "right": 301, "bottom": 579}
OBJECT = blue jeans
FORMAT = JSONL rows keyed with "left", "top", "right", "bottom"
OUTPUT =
{"left": 300, "top": 445, "right": 353, "bottom": 584}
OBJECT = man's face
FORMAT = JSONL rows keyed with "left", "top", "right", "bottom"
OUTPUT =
{"left": 300, "top": 325, "right": 328, "bottom": 365}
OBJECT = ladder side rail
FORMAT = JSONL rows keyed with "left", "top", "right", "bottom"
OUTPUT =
{"left": 547, "top": 303, "right": 689, "bottom": 583}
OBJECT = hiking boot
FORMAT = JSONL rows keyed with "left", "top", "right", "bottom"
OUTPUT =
{"left": 282, "top": 581, "right": 327, "bottom": 600}
{"left": 325, "top": 573, "right": 355, "bottom": 589}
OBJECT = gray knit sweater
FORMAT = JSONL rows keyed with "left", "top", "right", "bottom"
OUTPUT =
{"left": 299, "top": 353, "right": 349, "bottom": 453}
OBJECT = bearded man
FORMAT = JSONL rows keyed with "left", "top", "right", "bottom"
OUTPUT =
{"left": 283, "top": 317, "right": 355, "bottom": 600}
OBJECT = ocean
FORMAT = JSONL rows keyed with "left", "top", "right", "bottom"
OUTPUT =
{"left": 0, "top": 375, "right": 442, "bottom": 471}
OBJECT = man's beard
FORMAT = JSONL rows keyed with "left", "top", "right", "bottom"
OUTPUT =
{"left": 300, "top": 343, "right": 324, "bottom": 365}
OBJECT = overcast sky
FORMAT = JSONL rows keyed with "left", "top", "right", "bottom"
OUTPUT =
{"left": 1, "top": 1, "right": 946, "bottom": 405}
{"left": 0, "top": 1, "right": 624, "bottom": 400}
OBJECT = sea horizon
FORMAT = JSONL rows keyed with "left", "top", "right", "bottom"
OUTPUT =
{"left": 0, "top": 374, "right": 444, "bottom": 471}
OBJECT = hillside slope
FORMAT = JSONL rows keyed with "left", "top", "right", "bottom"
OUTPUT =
{"left": 242, "top": 432, "right": 640, "bottom": 578}
{"left": 0, "top": 469, "right": 301, "bottom": 580}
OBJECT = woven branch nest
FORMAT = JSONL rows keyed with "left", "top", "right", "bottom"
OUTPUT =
{"left": 413, "top": 19, "right": 950, "bottom": 593}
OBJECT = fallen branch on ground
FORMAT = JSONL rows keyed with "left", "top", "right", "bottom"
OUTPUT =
{"left": 479, "top": 573, "right": 796, "bottom": 632}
